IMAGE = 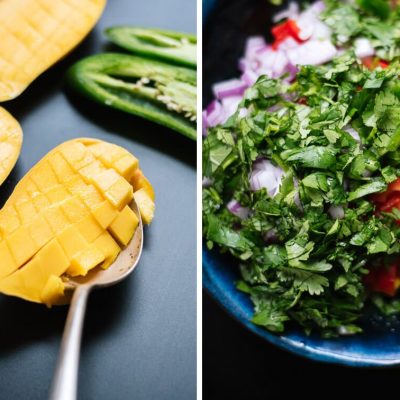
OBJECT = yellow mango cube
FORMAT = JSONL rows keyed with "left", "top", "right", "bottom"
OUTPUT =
{"left": 131, "top": 169, "right": 155, "bottom": 201}
{"left": 90, "top": 201, "right": 118, "bottom": 228}
{"left": 113, "top": 155, "right": 139, "bottom": 180}
{"left": 133, "top": 189, "right": 155, "bottom": 225}
{"left": 60, "top": 142, "right": 94, "bottom": 171}
{"left": 60, "top": 196, "right": 89, "bottom": 223}
{"left": 97, "top": 146, "right": 123, "bottom": 167}
{"left": 109, "top": 205, "right": 139, "bottom": 246}
{"left": 78, "top": 184, "right": 104, "bottom": 209}
{"left": 27, "top": 215, "right": 54, "bottom": 249}
{"left": 48, "top": 152, "right": 75, "bottom": 182}
{"left": 67, "top": 244, "right": 105, "bottom": 276}
{"left": 93, "top": 231, "right": 121, "bottom": 270}
{"left": 0, "top": 213, "right": 20, "bottom": 234}
{"left": 0, "top": 241, "right": 17, "bottom": 279}
{"left": 32, "top": 193, "right": 51, "bottom": 212}
{"left": 25, "top": 179, "right": 40, "bottom": 197}
{"left": 86, "top": 142, "right": 108, "bottom": 157}
{"left": 57, "top": 225, "right": 88, "bottom": 259}
{"left": 73, "top": 215, "right": 103, "bottom": 242}
{"left": 6, "top": 224, "right": 38, "bottom": 266}
{"left": 91, "top": 168, "right": 120, "bottom": 192}
{"left": 30, "top": 161, "right": 59, "bottom": 191}
{"left": 15, "top": 200, "right": 37, "bottom": 225}
{"left": 0, "top": 258, "right": 42, "bottom": 302}
{"left": 40, "top": 275, "right": 65, "bottom": 308}
{"left": 45, "top": 185, "right": 70, "bottom": 204}
{"left": 79, "top": 160, "right": 106, "bottom": 182}
{"left": 64, "top": 175, "right": 87, "bottom": 195}
{"left": 105, "top": 178, "right": 133, "bottom": 209}
{"left": 0, "top": 239, "right": 70, "bottom": 303}
{"left": 43, "top": 205, "right": 69, "bottom": 233}
{"left": 37, "top": 238, "right": 70, "bottom": 277}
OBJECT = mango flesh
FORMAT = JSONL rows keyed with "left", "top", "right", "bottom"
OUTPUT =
{"left": 0, "top": 0, "right": 106, "bottom": 101}
{"left": 0, "top": 107, "right": 23, "bottom": 185}
{"left": 0, "top": 138, "right": 155, "bottom": 306}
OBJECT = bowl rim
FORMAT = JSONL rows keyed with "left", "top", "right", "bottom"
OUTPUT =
{"left": 203, "top": 248, "right": 400, "bottom": 367}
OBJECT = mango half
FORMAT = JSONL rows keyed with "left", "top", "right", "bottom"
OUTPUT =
{"left": 0, "top": 0, "right": 106, "bottom": 101}
{"left": 0, "top": 138, "right": 155, "bottom": 306}
{"left": 0, "top": 107, "right": 23, "bottom": 185}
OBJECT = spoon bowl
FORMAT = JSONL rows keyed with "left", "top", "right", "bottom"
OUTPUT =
{"left": 49, "top": 200, "right": 143, "bottom": 400}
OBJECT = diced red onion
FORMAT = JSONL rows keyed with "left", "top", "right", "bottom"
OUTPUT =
{"left": 273, "top": 2, "right": 299, "bottom": 23}
{"left": 344, "top": 125, "right": 361, "bottom": 143}
{"left": 260, "top": 50, "right": 289, "bottom": 78}
{"left": 205, "top": 100, "right": 225, "bottom": 127}
{"left": 245, "top": 36, "right": 267, "bottom": 60}
{"left": 286, "top": 40, "right": 337, "bottom": 66}
{"left": 310, "top": 0, "right": 326, "bottom": 14}
{"left": 293, "top": 178, "right": 302, "bottom": 209}
{"left": 354, "top": 38, "right": 375, "bottom": 58}
{"left": 241, "top": 69, "right": 259, "bottom": 86}
{"left": 213, "top": 79, "right": 248, "bottom": 100}
{"left": 221, "top": 95, "right": 242, "bottom": 119}
{"left": 202, "top": 176, "right": 214, "bottom": 187}
{"left": 227, "top": 199, "right": 250, "bottom": 219}
{"left": 264, "top": 229, "right": 278, "bottom": 243}
{"left": 249, "top": 159, "right": 285, "bottom": 197}
{"left": 278, "top": 37, "right": 300, "bottom": 51}
{"left": 328, "top": 205, "right": 345, "bottom": 219}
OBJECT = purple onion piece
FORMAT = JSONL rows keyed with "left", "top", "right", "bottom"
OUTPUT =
{"left": 227, "top": 199, "right": 250, "bottom": 220}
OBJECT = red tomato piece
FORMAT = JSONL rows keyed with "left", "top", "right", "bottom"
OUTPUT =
{"left": 364, "top": 264, "right": 398, "bottom": 296}
{"left": 379, "top": 194, "right": 400, "bottom": 212}
{"left": 370, "top": 178, "right": 400, "bottom": 207}
{"left": 271, "top": 19, "right": 304, "bottom": 50}
{"left": 379, "top": 60, "right": 390, "bottom": 69}
{"left": 362, "top": 57, "right": 390, "bottom": 70}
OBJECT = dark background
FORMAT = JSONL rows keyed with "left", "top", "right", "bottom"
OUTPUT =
{"left": 0, "top": 0, "right": 196, "bottom": 399}
{"left": 203, "top": 0, "right": 400, "bottom": 398}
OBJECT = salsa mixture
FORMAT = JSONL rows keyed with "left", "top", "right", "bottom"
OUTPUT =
{"left": 203, "top": 0, "right": 400, "bottom": 337}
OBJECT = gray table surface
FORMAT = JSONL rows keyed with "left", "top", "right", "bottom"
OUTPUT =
{"left": 0, "top": 0, "right": 196, "bottom": 399}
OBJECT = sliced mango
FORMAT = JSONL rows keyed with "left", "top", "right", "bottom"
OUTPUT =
{"left": 109, "top": 205, "right": 139, "bottom": 246}
{"left": 0, "top": 0, "right": 107, "bottom": 101}
{"left": 0, "top": 138, "right": 154, "bottom": 305}
{"left": 0, "top": 107, "right": 23, "bottom": 186}
{"left": 133, "top": 189, "right": 155, "bottom": 225}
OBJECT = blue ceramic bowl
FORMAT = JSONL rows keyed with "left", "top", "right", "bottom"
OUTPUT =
{"left": 203, "top": 0, "right": 400, "bottom": 366}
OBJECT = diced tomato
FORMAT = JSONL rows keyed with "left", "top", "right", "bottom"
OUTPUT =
{"left": 379, "top": 60, "right": 390, "bottom": 69}
{"left": 379, "top": 194, "right": 400, "bottom": 212}
{"left": 364, "top": 264, "right": 398, "bottom": 296}
{"left": 388, "top": 178, "right": 400, "bottom": 192}
{"left": 371, "top": 178, "right": 400, "bottom": 209}
{"left": 362, "top": 57, "right": 390, "bottom": 70}
{"left": 298, "top": 97, "right": 307, "bottom": 105}
{"left": 271, "top": 19, "right": 305, "bottom": 50}
{"left": 362, "top": 56, "right": 375, "bottom": 70}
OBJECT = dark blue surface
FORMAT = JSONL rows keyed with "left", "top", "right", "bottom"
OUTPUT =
{"left": 204, "top": 249, "right": 400, "bottom": 366}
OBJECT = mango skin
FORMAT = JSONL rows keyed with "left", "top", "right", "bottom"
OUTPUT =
{"left": 0, "top": 0, "right": 106, "bottom": 101}
{"left": 0, "top": 107, "right": 23, "bottom": 186}
{"left": 0, "top": 138, "right": 155, "bottom": 306}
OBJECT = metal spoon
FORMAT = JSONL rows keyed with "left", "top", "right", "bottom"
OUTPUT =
{"left": 49, "top": 200, "right": 143, "bottom": 400}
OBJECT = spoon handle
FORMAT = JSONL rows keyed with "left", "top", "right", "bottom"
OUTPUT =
{"left": 49, "top": 285, "right": 91, "bottom": 400}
